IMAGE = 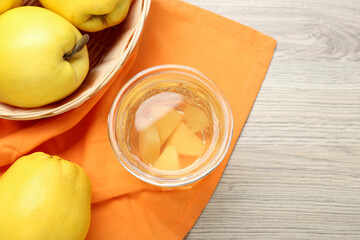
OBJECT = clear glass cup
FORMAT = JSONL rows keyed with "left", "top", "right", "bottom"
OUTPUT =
{"left": 108, "top": 65, "right": 233, "bottom": 187}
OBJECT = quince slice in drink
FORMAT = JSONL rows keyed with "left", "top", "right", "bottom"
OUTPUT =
{"left": 152, "top": 105, "right": 182, "bottom": 145}
{"left": 153, "top": 146, "right": 180, "bottom": 170}
{"left": 137, "top": 118, "right": 161, "bottom": 164}
{"left": 167, "top": 123, "right": 205, "bottom": 157}
{"left": 184, "top": 106, "right": 210, "bottom": 133}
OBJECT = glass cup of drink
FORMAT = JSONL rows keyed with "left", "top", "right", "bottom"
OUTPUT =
{"left": 108, "top": 65, "right": 233, "bottom": 187}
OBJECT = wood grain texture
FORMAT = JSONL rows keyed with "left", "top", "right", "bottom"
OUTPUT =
{"left": 182, "top": 0, "right": 360, "bottom": 239}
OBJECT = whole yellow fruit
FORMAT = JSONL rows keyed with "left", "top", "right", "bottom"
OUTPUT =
{"left": 39, "top": 0, "right": 132, "bottom": 32}
{"left": 0, "top": 152, "right": 92, "bottom": 240}
{"left": 0, "top": 0, "right": 22, "bottom": 14}
{"left": 0, "top": 6, "right": 89, "bottom": 108}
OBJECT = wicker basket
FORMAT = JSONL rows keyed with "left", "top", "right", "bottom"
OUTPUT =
{"left": 0, "top": 0, "right": 151, "bottom": 120}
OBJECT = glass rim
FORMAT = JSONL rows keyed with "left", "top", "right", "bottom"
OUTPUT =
{"left": 108, "top": 64, "right": 233, "bottom": 187}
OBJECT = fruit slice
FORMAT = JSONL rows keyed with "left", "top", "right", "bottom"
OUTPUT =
{"left": 167, "top": 123, "right": 206, "bottom": 156}
{"left": 153, "top": 146, "right": 180, "bottom": 170}
{"left": 138, "top": 123, "right": 161, "bottom": 164}
{"left": 184, "top": 105, "right": 211, "bottom": 133}
{"left": 152, "top": 105, "right": 182, "bottom": 145}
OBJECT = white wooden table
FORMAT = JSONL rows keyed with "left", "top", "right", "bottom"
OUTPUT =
{"left": 183, "top": 0, "right": 360, "bottom": 239}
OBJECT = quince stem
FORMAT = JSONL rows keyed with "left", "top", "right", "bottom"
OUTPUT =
{"left": 63, "top": 34, "right": 90, "bottom": 61}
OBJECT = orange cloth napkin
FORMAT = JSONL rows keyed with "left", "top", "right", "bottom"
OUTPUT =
{"left": 0, "top": 0, "right": 276, "bottom": 239}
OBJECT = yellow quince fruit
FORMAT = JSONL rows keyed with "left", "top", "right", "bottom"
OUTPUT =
{"left": 39, "top": 0, "right": 132, "bottom": 32}
{"left": 0, "top": 152, "right": 92, "bottom": 240}
{"left": 0, "top": 7, "right": 89, "bottom": 108}
{"left": 0, "top": 0, "right": 22, "bottom": 14}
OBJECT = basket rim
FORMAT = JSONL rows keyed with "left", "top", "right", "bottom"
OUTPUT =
{"left": 0, "top": 0, "right": 151, "bottom": 120}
